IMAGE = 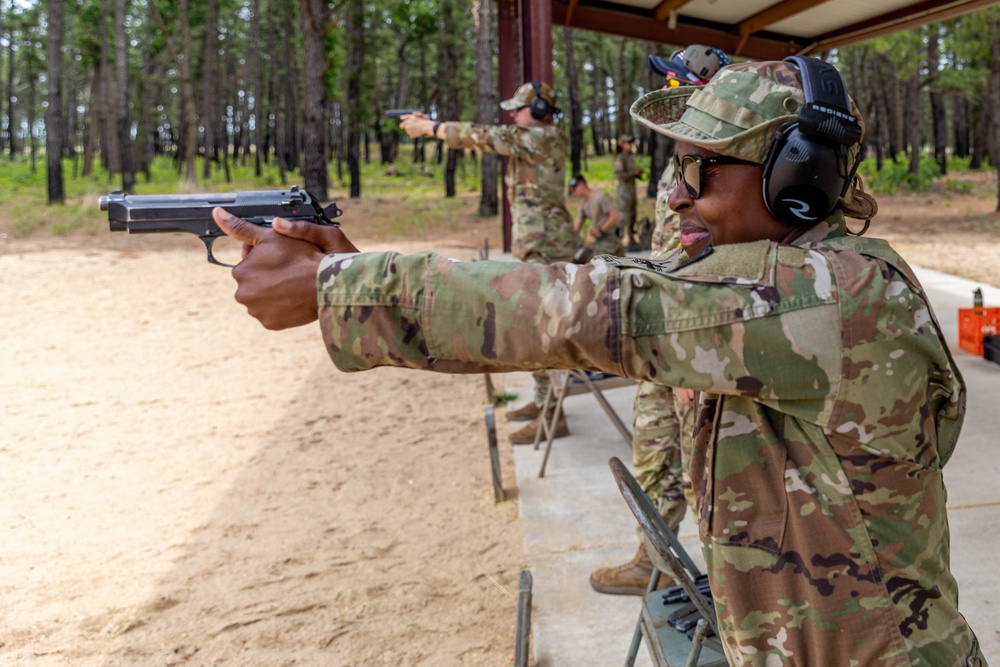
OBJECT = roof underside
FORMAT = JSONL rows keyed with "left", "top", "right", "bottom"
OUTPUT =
{"left": 554, "top": 0, "right": 1000, "bottom": 59}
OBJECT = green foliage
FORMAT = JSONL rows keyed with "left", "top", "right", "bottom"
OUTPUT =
{"left": 572, "top": 157, "right": 617, "bottom": 186}
{"left": 492, "top": 389, "right": 519, "bottom": 406}
{"left": 944, "top": 177, "right": 974, "bottom": 193}
{"left": 869, "top": 30, "right": 925, "bottom": 79}
{"left": 857, "top": 153, "right": 941, "bottom": 193}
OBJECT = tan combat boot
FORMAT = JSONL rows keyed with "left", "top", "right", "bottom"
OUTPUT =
{"left": 589, "top": 543, "right": 674, "bottom": 595}
{"left": 506, "top": 401, "right": 541, "bottom": 422}
{"left": 508, "top": 408, "right": 568, "bottom": 445}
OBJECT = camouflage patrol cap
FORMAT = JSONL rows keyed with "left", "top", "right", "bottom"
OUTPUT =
{"left": 500, "top": 81, "right": 559, "bottom": 111}
{"left": 630, "top": 60, "right": 877, "bottom": 219}
{"left": 630, "top": 60, "right": 866, "bottom": 165}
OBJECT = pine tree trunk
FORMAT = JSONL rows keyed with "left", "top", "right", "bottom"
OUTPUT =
{"left": 564, "top": 27, "right": 583, "bottom": 178}
{"left": 178, "top": 0, "right": 197, "bottom": 183}
{"left": 82, "top": 67, "right": 97, "bottom": 177}
{"left": 989, "top": 12, "right": 1000, "bottom": 211}
{"left": 0, "top": 2, "right": 5, "bottom": 155}
{"left": 301, "top": 0, "right": 330, "bottom": 199}
{"left": 345, "top": 0, "right": 363, "bottom": 198}
{"left": 589, "top": 63, "right": 603, "bottom": 156}
{"left": 6, "top": 0, "right": 17, "bottom": 157}
{"left": 201, "top": 0, "right": 218, "bottom": 180}
{"left": 251, "top": 0, "right": 262, "bottom": 176}
{"left": 45, "top": 0, "right": 64, "bottom": 203}
{"left": 476, "top": 0, "right": 498, "bottom": 216}
{"left": 440, "top": 0, "right": 460, "bottom": 198}
{"left": 953, "top": 97, "right": 969, "bottom": 158}
{"left": 136, "top": 0, "right": 155, "bottom": 180}
{"left": 905, "top": 72, "right": 921, "bottom": 178}
{"left": 26, "top": 30, "right": 36, "bottom": 171}
{"left": 115, "top": 0, "right": 135, "bottom": 191}
{"left": 927, "top": 27, "right": 947, "bottom": 175}
{"left": 646, "top": 41, "right": 663, "bottom": 198}
{"left": 615, "top": 37, "right": 628, "bottom": 138}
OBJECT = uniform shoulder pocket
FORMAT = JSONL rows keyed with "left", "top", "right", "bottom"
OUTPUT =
{"left": 602, "top": 239, "right": 777, "bottom": 287}
{"left": 670, "top": 239, "right": 775, "bottom": 286}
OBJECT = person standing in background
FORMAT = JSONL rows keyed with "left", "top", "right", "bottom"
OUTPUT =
{"left": 590, "top": 46, "right": 727, "bottom": 596}
{"left": 399, "top": 82, "right": 581, "bottom": 445}
{"left": 614, "top": 134, "right": 643, "bottom": 251}
{"left": 568, "top": 173, "right": 624, "bottom": 262}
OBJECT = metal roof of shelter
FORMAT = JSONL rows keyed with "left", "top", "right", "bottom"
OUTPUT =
{"left": 553, "top": 0, "right": 1000, "bottom": 60}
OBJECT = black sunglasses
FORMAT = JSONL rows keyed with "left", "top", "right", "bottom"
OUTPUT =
{"left": 674, "top": 154, "right": 759, "bottom": 199}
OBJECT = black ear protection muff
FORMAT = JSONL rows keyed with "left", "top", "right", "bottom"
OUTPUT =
{"left": 762, "top": 56, "right": 863, "bottom": 226}
{"left": 529, "top": 81, "right": 560, "bottom": 120}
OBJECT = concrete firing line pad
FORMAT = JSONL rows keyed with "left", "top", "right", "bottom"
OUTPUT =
{"left": 507, "top": 265, "right": 1000, "bottom": 666}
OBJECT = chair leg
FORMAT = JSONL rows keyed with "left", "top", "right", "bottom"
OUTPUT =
{"left": 574, "top": 370, "right": 633, "bottom": 445}
{"left": 683, "top": 619, "right": 710, "bottom": 667}
{"left": 625, "top": 616, "right": 643, "bottom": 667}
{"left": 538, "top": 373, "right": 571, "bottom": 478}
{"left": 626, "top": 564, "right": 663, "bottom": 667}
{"left": 532, "top": 370, "right": 561, "bottom": 450}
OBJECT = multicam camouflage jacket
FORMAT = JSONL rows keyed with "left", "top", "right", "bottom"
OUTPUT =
{"left": 615, "top": 151, "right": 639, "bottom": 189}
{"left": 316, "top": 212, "right": 982, "bottom": 666}
{"left": 441, "top": 122, "right": 580, "bottom": 263}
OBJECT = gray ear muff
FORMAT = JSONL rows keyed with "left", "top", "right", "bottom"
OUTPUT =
{"left": 762, "top": 56, "right": 862, "bottom": 226}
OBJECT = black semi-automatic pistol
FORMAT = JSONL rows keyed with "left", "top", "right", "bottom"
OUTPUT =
{"left": 384, "top": 109, "right": 424, "bottom": 119}
{"left": 99, "top": 186, "right": 343, "bottom": 267}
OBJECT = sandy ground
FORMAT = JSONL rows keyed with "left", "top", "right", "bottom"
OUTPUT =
{"left": 2, "top": 171, "right": 1000, "bottom": 666}
{"left": 1, "top": 230, "right": 524, "bottom": 666}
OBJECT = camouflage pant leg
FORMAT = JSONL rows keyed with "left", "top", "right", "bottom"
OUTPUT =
{"left": 532, "top": 369, "right": 550, "bottom": 407}
{"left": 632, "top": 381, "right": 687, "bottom": 534}
{"left": 617, "top": 186, "right": 638, "bottom": 239}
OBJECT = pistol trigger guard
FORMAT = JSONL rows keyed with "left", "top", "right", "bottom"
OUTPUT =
{"left": 202, "top": 236, "right": 235, "bottom": 268}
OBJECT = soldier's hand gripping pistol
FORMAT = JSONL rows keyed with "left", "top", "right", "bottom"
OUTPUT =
{"left": 99, "top": 186, "right": 343, "bottom": 267}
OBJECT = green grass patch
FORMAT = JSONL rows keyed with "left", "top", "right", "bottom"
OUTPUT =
{"left": 492, "top": 389, "right": 519, "bottom": 405}
{"left": 0, "top": 148, "right": 651, "bottom": 240}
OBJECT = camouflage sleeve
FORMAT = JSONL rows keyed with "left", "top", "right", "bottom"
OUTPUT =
{"left": 440, "top": 122, "right": 535, "bottom": 160}
{"left": 613, "top": 157, "right": 625, "bottom": 180}
{"left": 317, "top": 251, "right": 624, "bottom": 375}
{"left": 316, "top": 243, "right": 846, "bottom": 428}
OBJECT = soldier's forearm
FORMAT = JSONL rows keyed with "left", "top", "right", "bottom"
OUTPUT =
{"left": 317, "top": 251, "right": 625, "bottom": 375}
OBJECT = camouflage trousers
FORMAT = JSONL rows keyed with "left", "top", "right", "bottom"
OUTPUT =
{"left": 532, "top": 369, "right": 550, "bottom": 407}
{"left": 632, "top": 381, "right": 696, "bottom": 534}
{"left": 617, "top": 185, "right": 638, "bottom": 241}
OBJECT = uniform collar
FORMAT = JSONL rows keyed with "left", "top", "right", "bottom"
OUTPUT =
{"left": 788, "top": 210, "right": 851, "bottom": 246}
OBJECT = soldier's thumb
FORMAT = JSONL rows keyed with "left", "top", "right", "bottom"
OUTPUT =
{"left": 213, "top": 207, "right": 267, "bottom": 246}
{"left": 271, "top": 217, "right": 356, "bottom": 254}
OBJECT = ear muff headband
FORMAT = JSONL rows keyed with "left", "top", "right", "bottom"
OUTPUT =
{"left": 529, "top": 81, "right": 560, "bottom": 120}
{"left": 762, "top": 56, "right": 863, "bottom": 226}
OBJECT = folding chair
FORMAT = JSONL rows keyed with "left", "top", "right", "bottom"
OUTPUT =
{"left": 608, "top": 456, "right": 728, "bottom": 667}
{"left": 534, "top": 370, "right": 635, "bottom": 477}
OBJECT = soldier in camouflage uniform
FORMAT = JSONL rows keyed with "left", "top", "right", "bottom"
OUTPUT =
{"left": 591, "top": 47, "right": 728, "bottom": 596}
{"left": 400, "top": 83, "right": 581, "bottom": 444}
{"left": 568, "top": 173, "right": 624, "bottom": 259}
{"left": 614, "top": 134, "right": 642, "bottom": 250}
{"left": 590, "top": 158, "right": 700, "bottom": 595}
{"left": 216, "top": 59, "right": 986, "bottom": 666}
